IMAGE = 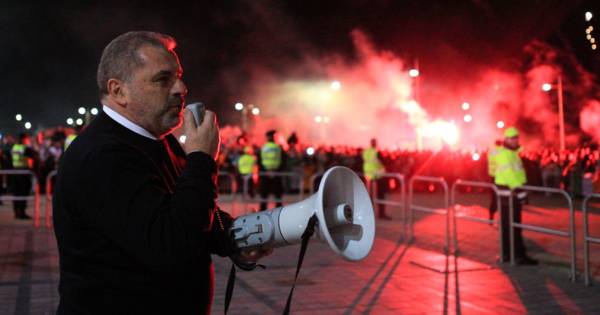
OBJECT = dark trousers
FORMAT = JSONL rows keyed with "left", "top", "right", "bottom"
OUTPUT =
{"left": 239, "top": 174, "right": 255, "bottom": 198}
{"left": 489, "top": 176, "right": 497, "bottom": 219}
{"left": 259, "top": 175, "right": 283, "bottom": 211}
{"left": 499, "top": 193, "right": 527, "bottom": 261}
{"left": 371, "top": 178, "right": 387, "bottom": 217}
{"left": 10, "top": 174, "right": 32, "bottom": 217}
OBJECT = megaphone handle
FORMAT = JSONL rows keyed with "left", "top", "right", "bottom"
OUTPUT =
{"left": 283, "top": 214, "right": 318, "bottom": 315}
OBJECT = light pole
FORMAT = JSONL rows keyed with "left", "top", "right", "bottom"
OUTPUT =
{"left": 409, "top": 60, "right": 422, "bottom": 150}
{"left": 542, "top": 76, "right": 565, "bottom": 151}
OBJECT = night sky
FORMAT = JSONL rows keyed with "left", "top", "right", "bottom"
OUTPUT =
{"left": 1, "top": 0, "right": 599, "bottom": 137}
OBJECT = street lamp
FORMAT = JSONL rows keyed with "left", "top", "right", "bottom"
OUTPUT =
{"left": 91, "top": 107, "right": 99, "bottom": 115}
{"left": 15, "top": 114, "right": 22, "bottom": 121}
{"left": 66, "top": 118, "right": 74, "bottom": 125}
{"left": 541, "top": 76, "right": 565, "bottom": 151}
{"left": 24, "top": 122, "right": 32, "bottom": 130}
{"left": 78, "top": 107, "right": 86, "bottom": 115}
{"left": 234, "top": 102, "right": 244, "bottom": 111}
{"left": 76, "top": 118, "right": 84, "bottom": 126}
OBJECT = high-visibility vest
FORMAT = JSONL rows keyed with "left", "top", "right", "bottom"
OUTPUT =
{"left": 487, "top": 145, "right": 501, "bottom": 177}
{"left": 362, "top": 147, "right": 384, "bottom": 180}
{"left": 65, "top": 134, "right": 77, "bottom": 150}
{"left": 260, "top": 142, "right": 282, "bottom": 171}
{"left": 238, "top": 154, "right": 256, "bottom": 175}
{"left": 494, "top": 147, "right": 527, "bottom": 190}
{"left": 11, "top": 144, "right": 28, "bottom": 169}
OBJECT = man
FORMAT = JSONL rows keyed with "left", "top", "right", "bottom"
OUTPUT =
{"left": 363, "top": 138, "right": 390, "bottom": 220}
{"left": 258, "top": 130, "right": 284, "bottom": 210}
{"left": 53, "top": 31, "right": 262, "bottom": 314}
{"left": 494, "top": 127, "right": 537, "bottom": 265}
{"left": 237, "top": 145, "right": 257, "bottom": 198}
{"left": 10, "top": 133, "right": 35, "bottom": 219}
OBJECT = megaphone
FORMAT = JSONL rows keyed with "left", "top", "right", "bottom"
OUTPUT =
{"left": 231, "top": 166, "right": 375, "bottom": 261}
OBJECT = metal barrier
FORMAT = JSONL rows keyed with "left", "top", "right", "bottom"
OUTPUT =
{"left": 45, "top": 170, "right": 58, "bottom": 229}
{"left": 583, "top": 193, "right": 600, "bottom": 286}
{"left": 242, "top": 172, "right": 304, "bottom": 209}
{"left": 509, "top": 185, "right": 576, "bottom": 282}
{"left": 408, "top": 175, "right": 450, "bottom": 252}
{"left": 373, "top": 173, "right": 406, "bottom": 237}
{"left": 451, "top": 180, "right": 503, "bottom": 258}
{"left": 216, "top": 172, "right": 237, "bottom": 202}
{"left": 0, "top": 170, "right": 40, "bottom": 227}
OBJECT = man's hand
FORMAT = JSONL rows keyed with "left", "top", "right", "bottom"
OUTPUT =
{"left": 238, "top": 247, "right": 274, "bottom": 263}
{"left": 183, "top": 109, "right": 220, "bottom": 159}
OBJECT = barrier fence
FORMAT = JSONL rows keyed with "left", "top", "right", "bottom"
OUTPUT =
{"left": 373, "top": 173, "right": 406, "bottom": 238}
{"left": 242, "top": 172, "right": 304, "bottom": 211}
{"left": 509, "top": 185, "right": 576, "bottom": 282}
{"left": 216, "top": 172, "right": 237, "bottom": 202}
{"left": 408, "top": 175, "right": 450, "bottom": 252}
{"left": 0, "top": 170, "right": 40, "bottom": 227}
{"left": 451, "top": 180, "right": 503, "bottom": 259}
{"left": 583, "top": 193, "right": 600, "bottom": 286}
{"left": 45, "top": 170, "right": 58, "bottom": 229}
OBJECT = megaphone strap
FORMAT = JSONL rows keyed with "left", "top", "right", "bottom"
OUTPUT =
{"left": 283, "top": 214, "right": 318, "bottom": 315}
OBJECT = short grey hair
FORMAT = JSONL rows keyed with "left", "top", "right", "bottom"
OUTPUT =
{"left": 96, "top": 31, "right": 177, "bottom": 97}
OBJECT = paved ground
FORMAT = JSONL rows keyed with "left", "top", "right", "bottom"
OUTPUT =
{"left": 1, "top": 191, "right": 600, "bottom": 314}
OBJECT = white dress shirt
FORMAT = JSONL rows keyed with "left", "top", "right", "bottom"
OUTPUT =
{"left": 102, "top": 105, "right": 158, "bottom": 140}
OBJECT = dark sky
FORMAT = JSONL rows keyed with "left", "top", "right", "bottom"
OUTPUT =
{"left": 1, "top": 0, "right": 598, "bottom": 135}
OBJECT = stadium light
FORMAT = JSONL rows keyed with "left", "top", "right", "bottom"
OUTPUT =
{"left": 463, "top": 114, "right": 472, "bottom": 123}
{"left": 91, "top": 108, "right": 99, "bottom": 115}
{"left": 24, "top": 122, "right": 32, "bottom": 130}
{"left": 315, "top": 115, "right": 323, "bottom": 123}
{"left": 306, "top": 147, "right": 315, "bottom": 155}
{"left": 251, "top": 107, "right": 260, "bottom": 116}
{"left": 78, "top": 107, "right": 86, "bottom": 115}
{"left": 15, "top": 114, "right": 22, "bottom": 121}
{"left": 461, "top": 102, "right": 470, "bottom": 110}
{"left": 472, "top": 153, "right": 480, "bottom": 161}
{"left": 330, "top": 81, "right": 341, "bottom": 90}
{"left": 496, "top": 120, "right": 505, "bottom": 129}
{"left": 235, "top": 102, "right": 244, "bottom": 111}
{"left": 541, "top": 83, "right": 552, "bottom": 92}
{"left": 586, "top": 11, "right": 593, "bottom": 22}
{"left": 76, "top": 118, "right": 84, "bottom": 126}
{"left": 408, "top": 69, "right": 420, "bottom": 77}
{"left": 66, "top": 118, "right": 74, "bottom": 125}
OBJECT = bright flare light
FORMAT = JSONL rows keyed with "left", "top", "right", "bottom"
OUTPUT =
{"left": 497, "top": 120, "right": 505, "bottom": 129}
{"left": 15, "top": 114, "right": 22, "bottom": 121}
{"left": 251, "top": 107, "right": 260, "bottom": 116}
{"left": 78, "top": 107, "right": 86, "bottom": 115}
{"left": 586, "top": 11, "right": 593, "bottom": 22}
{"left": 408, "top": 69, "right": 419, "bottom": 77}
{"left": 461, "top": 102, "right": 470, "bottom": 110}
{"left": 315, "top": 115, "right": 323, "bottom": 123}
{"left": 76, "top": 118, "right": 84, "bottom": 126}
{"left": 66, "top": 118, "right": 74, "bottom": 125}
{"left": 541, "top": 83, "right": 552, "bottom": 92}
{"left": 472, "top": 153, "right": 481, "bottom": 161}
{"left": 235, "top": 102, "right": 244, "bottom": 111}
{"left": 330, "top": 81, "right": 341, "bottom": 90}
{"left": 306, "top": 147, "right": 315, "bottom": 155}
{"left": 463, "top": 114, "right": 472, "bottom": 123}
{"left": 24, "top": 122, "right": 32, "bottom": 129}
{"left": 91, "top": 108, "right": 99, "bottom": 115}
{"left": 179, "top": 135, "right": 187, "bottom": 143}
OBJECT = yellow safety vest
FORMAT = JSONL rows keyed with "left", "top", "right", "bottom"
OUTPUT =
{"left": 238, "top": 154, "right": 256, "bottom": 175}
{"left": 362, "top": 147, "right": 384, "bottom": 180}
{"left": 11, "top": 144, "right": 28, "bottom": 169}
{"left": 65, "top": 134, "right": 77, "bottom": 150}
{"left": 487, "top": 146, "right": 501, "bottom": 177}
{"left": 261, "top": 142, "right": 282, "bottom": 171}
{"left": 494, "top": 147, "right": 527, "bottom": 190}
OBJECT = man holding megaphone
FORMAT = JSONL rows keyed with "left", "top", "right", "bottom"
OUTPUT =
{"left": 53, "top": 31, "right": 269, "bottom": 315}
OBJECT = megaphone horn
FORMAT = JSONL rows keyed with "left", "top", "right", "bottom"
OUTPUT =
{"left": 231, "top": 166, "right": 375, "bottom": 261}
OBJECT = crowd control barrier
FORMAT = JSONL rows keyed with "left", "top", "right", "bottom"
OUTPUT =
{"left": 451, "top": 180, "right": 503, "bottom": 258}
{"left": 583, "top": 193, "right": 600, "bottom": 286}
{"left": 373, "top": 173, "right": 406, "bottom": 237}
{"left": 408, "top": 175, "right": 450, "bottom": 252}
{"left": 509, "top": 185, "right": 576, "bottom": 282}
{"left": 242, "top": 172, "right": 304, "bottom": 210}
{"left": 216, "top": 172, "right": 237, "bottom": 202}
{"left": 44, "top": 170, "right": 58, "bottom": 229}
{"left": 0, "top": 170, "right": 40, "bottom": 227}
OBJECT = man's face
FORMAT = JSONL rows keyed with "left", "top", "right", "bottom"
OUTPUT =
{"left": 123, "top": 45, "right": 188, "bottom": 137}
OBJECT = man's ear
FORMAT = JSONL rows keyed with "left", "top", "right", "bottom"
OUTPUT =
{"left": 106, "top": 78, "right": 128, "bottom": 107}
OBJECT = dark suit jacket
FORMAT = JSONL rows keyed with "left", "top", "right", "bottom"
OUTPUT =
{"left": 53, "top": 112, "right": 220, "bottom": 314}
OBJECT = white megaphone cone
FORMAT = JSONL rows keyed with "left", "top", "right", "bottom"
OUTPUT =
{"left": 231, "top": 166, "right": 375, "bottom": 261}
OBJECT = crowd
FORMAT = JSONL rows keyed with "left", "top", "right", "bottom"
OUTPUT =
{"left": 1, "top": 127, "right": 599, "bottom": 207}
